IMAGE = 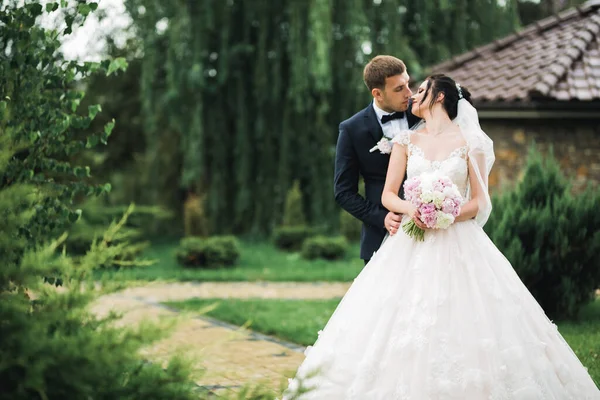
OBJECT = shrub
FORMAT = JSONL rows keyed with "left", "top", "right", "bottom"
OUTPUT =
{"left": 183, "top": 192, "right": 210, "bottom": 237}
{"left": 0, "top": 3, "right": 197, "bottom": 398}
{"left": 301, "top": 235, "right": 348, "bottom": 260}
{"left": 484, "top": 145, "right": 600, "bottom": 319}
{"left": 176, "top": 235, "right": 241, "bottom": 268}
{"left": 282, "top": 180, "right": 306, "bottom": 227}
{"left": 273, "top": 225, "right": 313, "bottom": 251}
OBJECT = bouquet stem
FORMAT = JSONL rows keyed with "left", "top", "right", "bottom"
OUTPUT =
{"left": 402, "top": 219, "right": 425, "bottom": 241}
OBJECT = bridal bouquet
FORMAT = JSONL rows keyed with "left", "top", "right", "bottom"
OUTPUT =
{"left": 402, "top": 171, "right": 463, "bottom": 241}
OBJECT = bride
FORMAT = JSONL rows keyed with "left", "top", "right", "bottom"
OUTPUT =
{"left": 282, "top": 74, "right": 600, "bottom": 399}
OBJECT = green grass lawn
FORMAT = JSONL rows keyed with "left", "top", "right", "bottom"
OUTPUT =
{"left": 97, "top": 240, "right": 363, "bottom": 282}
{"left": 166, "top": 297, "right": 600, "bottom": 386}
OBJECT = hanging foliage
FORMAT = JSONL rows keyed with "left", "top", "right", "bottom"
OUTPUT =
{"left": 122, "top": 0, "right": 520, "bottom": 235}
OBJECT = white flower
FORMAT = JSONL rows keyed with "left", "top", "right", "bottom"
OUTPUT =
{"left": 435, "top": 211, "right": 455, "bottom": 229}
{"left": 420, "top": 190, "right": 434, "bottom": 203}
{"left": 432, "top": 191, "right": 445, "bottom": 208}
{"left": 443, "top": 186, "right": 460, "bottom": 198}
{"left": 369, "top": 138, "right": 393, "bottom": 154}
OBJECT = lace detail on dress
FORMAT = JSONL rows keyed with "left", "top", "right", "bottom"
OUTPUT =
{"left": 390, "top": 130, "right": 411, "bottom": 146}
{"left": 408, "top": 143, "right": 468, "bottom": 162}
{"left": 405, "top": 142, "right": 471, "bottom": 199}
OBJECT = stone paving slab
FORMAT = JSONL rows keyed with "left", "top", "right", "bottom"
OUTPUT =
{"left": 89, "top": 287, "right": 316, "bottom": 397}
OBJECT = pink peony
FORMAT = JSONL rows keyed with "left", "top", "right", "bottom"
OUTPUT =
{"left": 441, "top": 198, "right": 458, "bottom": 216}
{"left": 419, "top": 203, "right": 438, "bottom": 228}
{"left": 403, "top": 177, "right": 422, "bottom": 203}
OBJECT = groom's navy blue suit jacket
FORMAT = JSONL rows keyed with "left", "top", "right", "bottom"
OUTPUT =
{"left": 334, "top": 102, "right": 421, "bottom": 261}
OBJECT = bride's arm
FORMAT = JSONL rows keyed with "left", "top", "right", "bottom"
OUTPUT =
{"left": 456, "top": 152, "right": 486, "bottom": 222}
{"left": 382, "top": 143, "right": 417, "bottom": 216}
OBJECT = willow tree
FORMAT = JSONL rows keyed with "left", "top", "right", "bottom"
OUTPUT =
{"left": 123, "top": 0, "right": 520, "bottom": 235}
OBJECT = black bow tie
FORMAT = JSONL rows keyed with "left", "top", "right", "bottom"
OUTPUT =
{"left": 380, "top": 112, "right": 405, "bottom": 124}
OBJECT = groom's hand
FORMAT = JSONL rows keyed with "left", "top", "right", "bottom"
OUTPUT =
{"left": 385, "top": 212, "right": 402, "bottom": 235}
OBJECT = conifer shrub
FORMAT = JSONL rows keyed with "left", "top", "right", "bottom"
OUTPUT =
{"left": 484, "top": 145, "right": 600, "bottom": 319}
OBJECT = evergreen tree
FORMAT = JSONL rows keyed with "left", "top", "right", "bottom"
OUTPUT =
{"left": 0, "top": 2, "right": 198, "bottom": 398}
{"left": 485, "top": 146, "right": 600, "bottom": 319}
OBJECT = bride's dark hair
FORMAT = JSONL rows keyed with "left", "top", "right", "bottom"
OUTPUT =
{"left": 421, "top": 74, "right": 473, "bottom": 120}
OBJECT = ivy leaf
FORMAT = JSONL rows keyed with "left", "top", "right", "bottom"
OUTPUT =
{"left": 46, "top": 2, "right": 59, "bottom": 12}
{"left": 103, "top": 119, "right": 115, "bottom": 142}
{"left": 86, "top": 135, "right": 99, "bottom": 148}
{"left": 77, "top": 4, "right": 91, "bottom": 17}
{"left": 68, "top": 209, "right": 82, "bottom": 223}
{"left": 107, "top": 57, "right": 128, "bottom": 76}
{"left": 88, "top": 104, "right": 101, "bottom": 120}
{"left": 26, "top": 3, "right": 43, "bottom": 17}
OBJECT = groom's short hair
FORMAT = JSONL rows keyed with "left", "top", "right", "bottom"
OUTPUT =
{"left": 363, "top": 56, "right": 407, "bottom": 91}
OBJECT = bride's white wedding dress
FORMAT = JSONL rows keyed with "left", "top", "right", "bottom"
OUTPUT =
{"left": 283, "top": 131, "right": 600, "bottom": 399}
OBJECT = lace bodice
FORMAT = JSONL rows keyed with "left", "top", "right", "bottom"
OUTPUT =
{"left": 393, "top": 131, "right": 469, "bottom": 198}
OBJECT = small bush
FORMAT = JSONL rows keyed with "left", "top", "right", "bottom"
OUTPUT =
{"left": 301, "top": 235, "right": 348, "bottom": 260}
{"left": 176, "top": 236, "right": 240, "bottom": 268}
{"left": 273, "top": 225, "right": 314, "bottom": 251}
{"left": 183, "top": 192, "right": 209, "bottom": 237}
{"left": 485, "top": 145, "right": 600, "bottom": 319}
{"left": 282, "top": 180, "right": 307, "bottom": 227}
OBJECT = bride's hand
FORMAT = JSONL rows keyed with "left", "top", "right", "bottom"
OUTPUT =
{"left": 410, "top": 207, "right": 429, "bottom": 230}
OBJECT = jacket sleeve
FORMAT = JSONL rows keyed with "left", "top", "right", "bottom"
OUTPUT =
{"left": 333, "top": 123, "right": 388, "bottom": 228}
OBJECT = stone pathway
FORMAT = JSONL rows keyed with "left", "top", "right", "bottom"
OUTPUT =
{"left": 90, "top": 282, "right": 350, "bottom": 397}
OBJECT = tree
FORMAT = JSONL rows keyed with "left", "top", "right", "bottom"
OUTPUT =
{"left": 0, "top": 2, "right": 198, "bottom": 398}
{"left": 103, "top": 0, "right": 528, "bottom": 236}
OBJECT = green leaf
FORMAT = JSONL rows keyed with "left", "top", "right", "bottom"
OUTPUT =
{"left": 77, "top": 4, "right": 91, "bottom": 17}
{"left": 107, "top": 58, "right": 128, "bottom": 76}
{"left": 73, "top": 166, "right": 91, "bottom": 178}
{"left": 88, "top": 104, "right": 101, "bottom": 120}
{"left": 46, "top": 2, "right": 59, "bottom": 12}
{"left": 68, "top": 209, "right": 82, "bottom": 223}
{"left": 27, "top": 3, "right": 43, "bottom": 17}
{"left": 89, "top": 3, "right": 99, "bottom": 11}
{"left": 103, "top": 183, "right": 112, "bottom": 193}
{"left": 71, "top": 98, "right": 81, "bottom": 112}
{"left": 64, "top": 14, "right": 74, "bottom": 34}
{"left": 104, "top": 119, "right": 115, "bottom": 138}
{"left": 86, "top": 135, "right": 99, "bottom": 148}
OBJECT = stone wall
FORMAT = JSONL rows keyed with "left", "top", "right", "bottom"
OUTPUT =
{"left": 480, "top": 118, "right": 600, "bottom": 193}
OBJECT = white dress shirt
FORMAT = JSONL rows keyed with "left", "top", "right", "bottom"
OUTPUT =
{"left": 372, "top": 101, "right": 409, "bottom": 139}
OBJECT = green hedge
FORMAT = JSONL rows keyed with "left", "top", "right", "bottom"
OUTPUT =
{"left": 176, "top": 236, "right": 241, "bottom": 268}
{"left": 301, "top": 235, "right": 348, "bottom": 260}
{"left": 272, "top": 225, "right": 314, "bottom": 251}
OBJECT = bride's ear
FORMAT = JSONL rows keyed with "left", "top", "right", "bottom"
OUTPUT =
{"left": 436, "top": 92, "right": 445, "bottom": 103}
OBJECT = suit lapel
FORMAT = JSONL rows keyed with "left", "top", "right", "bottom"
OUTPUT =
{"left": 364, "top": 102, "right": 383, "bottom": 143}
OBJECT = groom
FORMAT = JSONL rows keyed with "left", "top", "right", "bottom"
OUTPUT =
{"left": 334, "top": 55, "right": 420, "bottom": 265}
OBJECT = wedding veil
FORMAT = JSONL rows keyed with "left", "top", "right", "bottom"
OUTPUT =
{"left": 454, "top": 98, "right": 495, "bottom": 226}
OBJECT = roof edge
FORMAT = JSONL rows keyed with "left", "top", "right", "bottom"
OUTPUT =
{"left": 429, "top": 1, "right": 600, "bottom": 73}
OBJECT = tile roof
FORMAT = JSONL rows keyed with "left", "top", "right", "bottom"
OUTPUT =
{"left": 428, "top": 0, "right": 600, "bottom": 104}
